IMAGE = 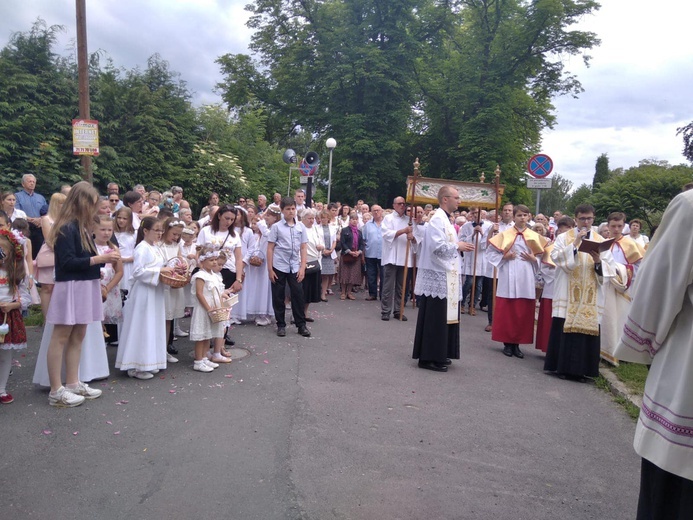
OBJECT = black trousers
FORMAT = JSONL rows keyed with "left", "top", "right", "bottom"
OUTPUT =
{"left": 271, "top": 269, "right": 306, "bottom": 328}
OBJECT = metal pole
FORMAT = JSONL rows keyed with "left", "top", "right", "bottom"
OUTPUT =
{"left": 535, "top": 189, "right": 541, "bottom": 216}
{"left": 287, "top": 166, "right": 292, "bottom": 196}
{"left": 327, "top": 148, "right": 334, "bottom": 204}
{"left": 76, "top": 0, "right": 92, "bottom": 183}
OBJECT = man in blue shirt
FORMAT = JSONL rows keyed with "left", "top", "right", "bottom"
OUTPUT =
{"left": 15, "top": 173, "right": 48, "bottom": 259}
{"left": 267, "top": 197, "right": 311, "bottom": 337}
{"left": 362, "top": 204, "right": 384, "bottom": 300}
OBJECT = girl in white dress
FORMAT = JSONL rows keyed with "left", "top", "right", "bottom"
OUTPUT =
{"left": 95, "top": 215, "right": 123, "bottom": 326}
{"left": 190, "top": 247, "right": 231, "bottom": 371}
{"left": 180, "top": 226, "right": 197, "bottom": 316}
{"left": 158, "top": 217, "right": 186, "bottom": 351}
{"left": 245, "top": 212, "right": 277, "bottom": 326}
{"left": 113, "top": 207, "right": 136, "bottom": 291}
{"left": 230, "top": 209, "right": 254, "bottom": 324}
{"left": 115, "top": 217, "right": 175, "bottom": 380}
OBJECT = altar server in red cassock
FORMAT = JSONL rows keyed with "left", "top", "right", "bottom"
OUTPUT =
{"left": 487, "top": 204, "right": 547, "bottom": 358}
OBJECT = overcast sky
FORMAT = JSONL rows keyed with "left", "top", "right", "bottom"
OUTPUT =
{"left": 1, "top": 0, "right": 691, "bottom": 190}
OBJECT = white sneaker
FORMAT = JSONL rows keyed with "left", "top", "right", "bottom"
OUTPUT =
{"left": 127, "top": 369, "right": 154, "bottom": 380}
{"left": 174, "top": 328, "right": 189, "bottom": 337}
{"left": 66, "top": 382, "right": 102, "bottom": 400}
{"left": 49, "top": 387, "right": 85, "bottom": 408}
{"left": 166, "top": 352, "right": 179, "bottom": 363}
{"left": 193, "top": 360, "right": 213, "bottom": 373}
{"left": 203, "top": 357, "right": 219, "bottom": 369}
{"left": 229, "top": 317, "right": 242, "bottom": 325}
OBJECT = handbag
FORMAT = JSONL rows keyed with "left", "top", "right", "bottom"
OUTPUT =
{"left": 35, "top": 242, "right": 55, "bottom": 269}
{"left": 305, "top": 262, "right": 321, "bottom": 275}
{"left": 342, "top": 253, "right": 358, "bottom": 264}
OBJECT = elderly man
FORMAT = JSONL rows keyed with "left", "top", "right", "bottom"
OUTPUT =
{"left": 257, "top": 194, "right": 268, "bottom": 214}
{"left": 362, "top": 204, "right": 384, "bottom": 301}
{"left": 380, "top": 196, "right": 419, "bottom": 321}
{"left": 15, "top": 173, "right": 48, "bottom": 258}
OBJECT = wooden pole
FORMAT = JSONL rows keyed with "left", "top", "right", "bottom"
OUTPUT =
{"left": 76, "top": 0, "right": 92, "bottom": 183}
{"left": 491, "top": 165, "right": 501, "bottom": 320}
{"left": 399, "top": 158, "right": 419, "bottom": 320}
{"left": 468, "top": 171, "right": 485, "bottom": 316}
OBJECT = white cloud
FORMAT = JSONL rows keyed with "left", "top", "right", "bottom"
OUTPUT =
{"left": 542, "top": 0, "right": 693, "bottom": 188}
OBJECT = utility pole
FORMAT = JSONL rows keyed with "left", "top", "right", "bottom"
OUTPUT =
{"left": 76, "top": 0, "right": 92, "bottom": 183}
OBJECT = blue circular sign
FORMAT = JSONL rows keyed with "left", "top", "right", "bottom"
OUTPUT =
{"left": 527, "top": 154, "right": 553, "bottom": 178}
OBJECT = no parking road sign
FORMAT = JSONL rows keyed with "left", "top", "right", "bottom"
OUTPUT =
{"left": 527, "top": 154, "right": 553, "bottom": 178}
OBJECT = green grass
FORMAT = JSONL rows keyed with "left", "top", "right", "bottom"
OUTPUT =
{"left": 614, "top": 395, "right": 641, "bottom": 421}
{"left": 23, "top": 305, "right": 44, "bottom": 327}
{"left": 612, "top": 361, "right": 649, "bottom": 396}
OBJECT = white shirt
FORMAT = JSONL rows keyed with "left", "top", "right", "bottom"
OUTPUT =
{"left": 381, "top": 211, "right": 415, "bottom": 267}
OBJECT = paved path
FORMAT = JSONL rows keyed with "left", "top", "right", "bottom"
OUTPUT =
{"left": 0, "top": 298, "right": 640, "bottom": 519}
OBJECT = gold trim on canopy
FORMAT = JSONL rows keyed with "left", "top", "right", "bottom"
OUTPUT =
{"left": 406, "top": 176, "right": 505, "bottom": 209}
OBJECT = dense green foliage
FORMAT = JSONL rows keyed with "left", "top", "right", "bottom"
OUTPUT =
{"left": 3, "top": 14, "right": 688, "bottom": 223}
{"left": 217, "top": 0, "right": 601, "bottom": 205}
{"left": 0, "top": 20, "right": 286, "bottom": 212}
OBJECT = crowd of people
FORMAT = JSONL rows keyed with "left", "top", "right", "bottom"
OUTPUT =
{"left": 2, "top": 173, "right": 690, "bottom": 518}
{"left": 0, "top": 174, "right": 655, "bottom": 402}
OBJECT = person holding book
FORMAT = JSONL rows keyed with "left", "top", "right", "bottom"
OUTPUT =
{"left": 598, "top": 211, "right": 645, "bottom": 366}
{"left": 544, "top": 204, "right": 605, "bottom": 381}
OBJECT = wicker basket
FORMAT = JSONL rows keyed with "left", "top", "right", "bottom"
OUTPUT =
{"left": 160, "top": 272, "right": 190, "bottom": 288}
{"left": 207, "top": 288, "right": 238, "bottom": 323}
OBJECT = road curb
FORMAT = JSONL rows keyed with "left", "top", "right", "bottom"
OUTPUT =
{"left": 599, "top": 366, "right": 642, "bottom": 409}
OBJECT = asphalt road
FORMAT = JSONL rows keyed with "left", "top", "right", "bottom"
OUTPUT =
{"left": 0, "top": 297, "right": 641, "bottom": 520}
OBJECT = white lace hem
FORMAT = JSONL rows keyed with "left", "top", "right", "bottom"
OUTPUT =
{"left": 414, "top": 268, "right": 463, "bottom": 300}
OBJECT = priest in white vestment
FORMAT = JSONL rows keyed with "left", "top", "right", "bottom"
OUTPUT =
{"left": 412, "top": 186, "right": 473, "bottom": 372}
{"left": 544, "top": 204, "right": 605, "bottom": 380}
{"left": 615, "top": 190, "right": 693, "bottom": 518}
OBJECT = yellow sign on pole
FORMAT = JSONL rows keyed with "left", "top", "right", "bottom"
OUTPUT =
{"left": 72, "top": 119, "right": 99, "bottom": 156}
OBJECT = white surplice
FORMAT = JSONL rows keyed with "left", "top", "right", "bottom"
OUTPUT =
{"left": 616, "top": 190, "right": 693, "bottom": 481}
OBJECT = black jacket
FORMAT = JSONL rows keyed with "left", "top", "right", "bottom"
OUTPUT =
{"left": 339, "top": 226, "right": 365, "bottom": 256}
{"left": 54, "top": 221, "right": 102, "bottom": 282}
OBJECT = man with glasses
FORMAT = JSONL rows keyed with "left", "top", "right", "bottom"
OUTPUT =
{"left": 545, "top": 204, "right": 605, "bottom": 382}
{"left": 380, "top": 196, "right": 418, "bottom": 321}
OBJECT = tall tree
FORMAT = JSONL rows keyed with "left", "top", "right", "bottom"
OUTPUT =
{"left": 532, "top": 173, "right": 572, "bottom": 214}
{"left": 566, "top": 183, "right": 592, "bottom": 215}
{"left": 413, "top": 0, "right": 601, "bottom": 204}
{"left": 592, "top": 152, "right": 609, "bottom": 190}
{"left": 0, "top": 20, "right": 80, "bottom": 193}
{"left": 590, "top": 160, "right": 693, "bottom": 228}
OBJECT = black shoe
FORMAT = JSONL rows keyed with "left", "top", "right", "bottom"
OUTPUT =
{"left": 167, "top": 345, "right": 178, "bottom": 355}
{"left": 444, "top": 358, "right": 452, "bottom": 365}
{"left": 305, "top": 317, "right": 315, "bottom": 323}
{"left": 503, "top": 345, "right": 513, "bottom": 357}
{"left": 277, "top": 327, "right": 286, "bottom": 337}
{"left": 393, "top": 314, "right": 408, "bottom": 321}
{"left": 298, "top": 326, "right": 311, "bottom": 337}
{"left": 224, "top": 335, "right": 235, "bottom": 346}
{"left": 512, "top": 345, "right": 524, "bottom": 359}
{"left": 381, "top": 315, "right": 390, "bottom": 321}
{"left": 418, "top": 361, "right": 447, "bottom": 372}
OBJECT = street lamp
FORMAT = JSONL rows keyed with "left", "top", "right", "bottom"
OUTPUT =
{"left": 326, "top": 138, "right": 336, "bottom": 204}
